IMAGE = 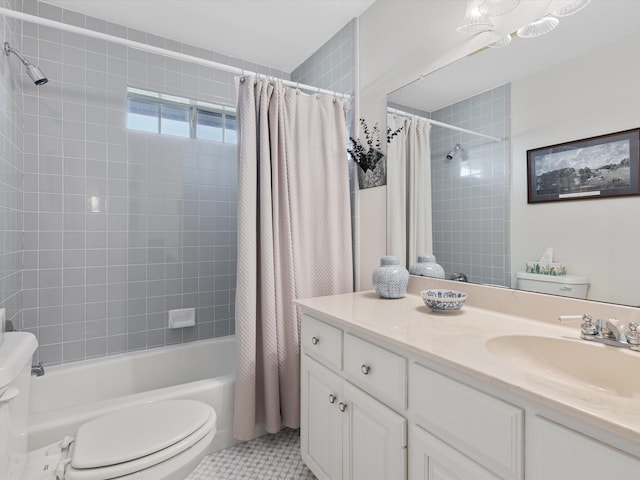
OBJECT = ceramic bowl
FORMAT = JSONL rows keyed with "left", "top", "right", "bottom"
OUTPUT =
{"left": 420, "top": 289, "right": 468, "bottom": 312}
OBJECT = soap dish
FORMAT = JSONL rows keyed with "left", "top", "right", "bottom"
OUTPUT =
{"left": 421, "top": 289, "right": 468, "bottom": 312}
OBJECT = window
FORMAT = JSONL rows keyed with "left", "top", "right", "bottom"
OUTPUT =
{"left": 196, "top": 109, "right": 223, "bottom": 142}
{"left": 127, "top": 97, "right": 159, "bottom": 133}
{"left": 126, "top": 88, "right": 236, "bottom": 143}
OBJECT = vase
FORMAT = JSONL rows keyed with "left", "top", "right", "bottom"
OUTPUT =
{"left": 372, "top": 255, "right": 409, "bottom": 299}
{"left": 409, "top": 254, "right": 445, "bottom": 278}
{"left": 356, "top": 152, "right": 386, "bottom": 189}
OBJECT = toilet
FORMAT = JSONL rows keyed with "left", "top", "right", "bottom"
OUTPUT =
{"left": 0, "top": 332, "right": 216, "bottom": 480}
{"left": 516, "top": 271, "right": 590, "bottom": 299}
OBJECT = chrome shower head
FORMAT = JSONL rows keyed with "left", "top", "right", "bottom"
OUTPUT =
{"left": 4, "top": 42, "right": 48, "bottom": 85}
{"left": 446, "top": 143, "right": 462, "bottom": 160}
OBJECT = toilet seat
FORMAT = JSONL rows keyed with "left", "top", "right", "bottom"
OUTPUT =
{"left": 60, "top": 400, "right": 216, "bottom": 480}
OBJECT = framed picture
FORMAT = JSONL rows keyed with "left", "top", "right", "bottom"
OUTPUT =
{"left": 527, "top": 128, "right": 640, "bottom": 203}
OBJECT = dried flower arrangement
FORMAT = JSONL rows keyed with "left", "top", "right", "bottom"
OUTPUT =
{"left": 348, "top": 118, "right": 403, "bottom": 172}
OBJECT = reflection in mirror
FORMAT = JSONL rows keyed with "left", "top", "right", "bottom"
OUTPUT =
{"left": 386, "top": 0, "right": 640, "bottom": 306}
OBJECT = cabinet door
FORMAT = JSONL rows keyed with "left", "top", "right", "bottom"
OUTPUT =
{"left": 301, "top": 354, "right": 343, "bottom": 480}
{"left": 529, "top": 416, "right": 640, "bottom": 480}
{"left": 410, "top": 426, "right": 501, "bottom": 480}
{"left": 343, "top": 381, "right": 407, "bottom": 480}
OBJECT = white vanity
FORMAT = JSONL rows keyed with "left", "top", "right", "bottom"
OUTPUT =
{"left": 296, "top": 278, "right": 640, "bottom": 480}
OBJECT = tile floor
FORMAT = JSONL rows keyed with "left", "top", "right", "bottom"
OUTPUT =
{"left": 187, "top": 428, "right": 316, "bottom": 479}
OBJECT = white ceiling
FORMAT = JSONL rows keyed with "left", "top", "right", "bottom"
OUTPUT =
{"left": 388, "top": 0, "right": 640, "bottom": 112}
{"left": 42, "top": 0, "right": 375, "bottom": 72}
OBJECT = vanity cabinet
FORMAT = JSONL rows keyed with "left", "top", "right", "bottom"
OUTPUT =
{"left": 299, "top": 309, "right": 640, "bottom": 480}
{"left": 529, "top": 416, "right": 640, "bottom": 479}
{"left": 300, "top": 315, "right": 407, "bottom": 480}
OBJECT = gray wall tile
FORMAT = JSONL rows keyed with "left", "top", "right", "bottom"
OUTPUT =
{"left": 0, "top": 0, "right": 344, "bottom": 366}
{"left": 430, "top": 85, "right": 511, "bottom": 287}
{"left": 11, "top": 0, "right": 274, "bottom": 365}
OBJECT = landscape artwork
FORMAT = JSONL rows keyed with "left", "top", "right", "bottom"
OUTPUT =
{"left": 527, "top": 129, "right": 640, "bottom": 203}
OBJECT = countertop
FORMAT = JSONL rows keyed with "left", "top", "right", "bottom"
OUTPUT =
{"left": 296, "top": 290, "right": 640, "bottom": 446}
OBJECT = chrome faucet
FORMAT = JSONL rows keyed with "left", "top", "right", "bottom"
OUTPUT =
{"left": 31, "top": 362, "right": 45, "bottom": 377}
{"left": 558, "top": 314, "right": 640, "bottom": 352}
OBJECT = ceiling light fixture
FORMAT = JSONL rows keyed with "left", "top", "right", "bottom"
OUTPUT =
{"left": 552, "top": 0, "right": 592, "bottom": 17}
{"left": 456, "top": 0, "right": 494, "bottom": 34}
{"left": 478, "top": 0, "right": 521, "bottom": 17}
{"left": 516, "top": 14, "right": 560, "bottom": 38}
{"left": 458, "top": 0, "right": 591, "bottom": 42}
{"left": 488, "top": 33, "right": 513, "bottom": 48}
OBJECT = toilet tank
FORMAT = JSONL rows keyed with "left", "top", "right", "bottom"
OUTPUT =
{"left": 516, "top": 272, "right": 590, "bottom": 299}
{"left": 0, "top": 332, "right": 38, "bottom": 480}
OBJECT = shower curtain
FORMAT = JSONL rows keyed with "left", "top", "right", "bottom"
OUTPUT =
{"left": 387, "top": 114, "right": 432, "bottom": 266}
{"left": 233, "top": 76, "right": 354, "bottom": 441}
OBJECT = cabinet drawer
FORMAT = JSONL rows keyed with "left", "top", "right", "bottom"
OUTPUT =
{"left": 410, "top": 363, "right": 523, "bottom": 479}
{"left": 301, "top": 314, "right": 342, "bottom": 370}
{"left": 344, "top": 333, "right": 406, "bottom": 410}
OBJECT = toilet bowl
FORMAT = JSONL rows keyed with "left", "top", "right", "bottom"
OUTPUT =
{"left": 0, "top": 332, "right": 216, "bottom": 480}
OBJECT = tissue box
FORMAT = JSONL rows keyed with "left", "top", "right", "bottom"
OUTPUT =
{"left": 525, "top": 261, "right": 566, "bottom": 276}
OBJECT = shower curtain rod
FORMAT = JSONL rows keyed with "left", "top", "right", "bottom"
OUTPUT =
{"left": 0, "top": 7, "right": 351, "bottom": 100}
{"left": 387, "top": 107, "right": 502, "bottom": 143}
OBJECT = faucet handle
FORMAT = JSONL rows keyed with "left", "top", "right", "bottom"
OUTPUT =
{"left": 625, "top": 322, "right": 640, "bottom": 350}
{"left": 558, "top": 314, "right": 596, "bottom": 337}
{"left": 558, "top": 313, "right": 592, "bottom": 323}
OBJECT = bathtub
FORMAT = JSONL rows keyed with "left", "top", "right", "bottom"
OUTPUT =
{"left": 28, "top": 336, "right": 238, "bottom": 454}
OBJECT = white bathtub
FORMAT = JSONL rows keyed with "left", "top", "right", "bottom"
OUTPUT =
{"left": 28, "top": 336, "right": 238, "bottom": 454}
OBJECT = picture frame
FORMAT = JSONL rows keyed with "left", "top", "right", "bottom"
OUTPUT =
{"left": 527, "top": 128, "right": 640, "bottom": 203}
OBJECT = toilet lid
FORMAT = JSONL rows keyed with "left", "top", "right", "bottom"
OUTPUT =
{"left": 72, "top": 399, "right": 211, "bottom": 469}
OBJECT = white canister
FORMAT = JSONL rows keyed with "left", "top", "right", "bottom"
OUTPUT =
{"left": 409, "top": 254, "right": 445, "bottom": 279}
{"left": 372, "top": 256, "right": 409, "bottom": 299}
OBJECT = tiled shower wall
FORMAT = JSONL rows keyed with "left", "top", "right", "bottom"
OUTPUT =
{"left": 0, "top": 0, "right": 23, "bottom": 333}
{"left": 430, "top": 84, "right": 511, "bottom": 287}
{"left": 290, "top": 19, "right": 355, "bottom": 97}
{"left": 18, "top": 1, "right": 287, "bottom": 365}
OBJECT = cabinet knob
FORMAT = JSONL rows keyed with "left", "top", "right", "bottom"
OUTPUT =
{"left": 311, "top": 336, "right": 319, "bottom": 345}
{"left": 328, "top": 393, "right": 337, "bottom": 404}
{"left": 338, "top": 402, "right": 347, "bottom": 412}
{"left": 361, "top": 364, "right": 371, "bottom": 375}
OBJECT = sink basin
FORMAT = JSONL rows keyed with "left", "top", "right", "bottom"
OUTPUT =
{"left": 485, "top": 335, "right": 640, "bottom": 399}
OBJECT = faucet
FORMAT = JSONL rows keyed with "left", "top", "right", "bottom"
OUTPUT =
{"left": 31, "top": 362, "right": 45, "bottom": 377}
{"left": 449, "top": 272, "right": 468, "bottom": 282}
{"left": 558, "top": 314, "right": 640, "bottom": 352}
{"left": 598, "top": 318, "right": 623, "bottom": 340}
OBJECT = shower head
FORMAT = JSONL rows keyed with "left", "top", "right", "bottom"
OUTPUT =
{"left": 4, "top": 42, "right": 48, "bottom": 86}
{"left": 446, "top": 143, "right": 462, "bottom": 160}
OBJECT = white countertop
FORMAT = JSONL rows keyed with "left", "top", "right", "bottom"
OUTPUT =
{"left": 296, "top": 290, "right": 640, "bottom": 445}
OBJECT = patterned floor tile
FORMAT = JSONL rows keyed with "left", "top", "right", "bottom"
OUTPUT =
{"left": 187, "top": 428, "right": 316, "bottom": 479}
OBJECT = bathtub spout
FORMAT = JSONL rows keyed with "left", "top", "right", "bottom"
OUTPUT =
{"left": 31, "top": 362, "right": 45, "bottom": 377}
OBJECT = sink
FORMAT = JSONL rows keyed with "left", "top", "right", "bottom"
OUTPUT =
{"left": 485, "top": 335, "right": 640, "bottom": 399}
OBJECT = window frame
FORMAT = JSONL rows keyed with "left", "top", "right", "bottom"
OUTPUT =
{"left": 126, "top": 87, "right": 236, "bottom": 143}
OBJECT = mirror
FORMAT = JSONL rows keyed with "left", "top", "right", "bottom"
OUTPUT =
{"left": 387, "top": 1, "right": 640, "bottom": 307}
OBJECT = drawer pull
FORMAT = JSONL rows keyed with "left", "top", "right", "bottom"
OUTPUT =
{"left": 361, "top": 364, "right": 371, "bottom": 375}
{"left": 338, "top": 402, "right": 347, "bottom": 412}
{"left": 311, "top": 336, "right": 320, "bottom": 345}
{"left": 328, "top": 393, "right": 337, "bottom": 404}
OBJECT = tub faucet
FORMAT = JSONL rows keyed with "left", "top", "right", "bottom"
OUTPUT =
{"left": 31, "top": 362, "right": 45, "bottom": 377}
{"left": 450, "top": 272, "right": 468, "bottom": 282}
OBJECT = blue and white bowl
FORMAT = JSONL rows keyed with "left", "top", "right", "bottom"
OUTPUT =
{"left": 421, "top": 289, "right": 468, "bottom": 312}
